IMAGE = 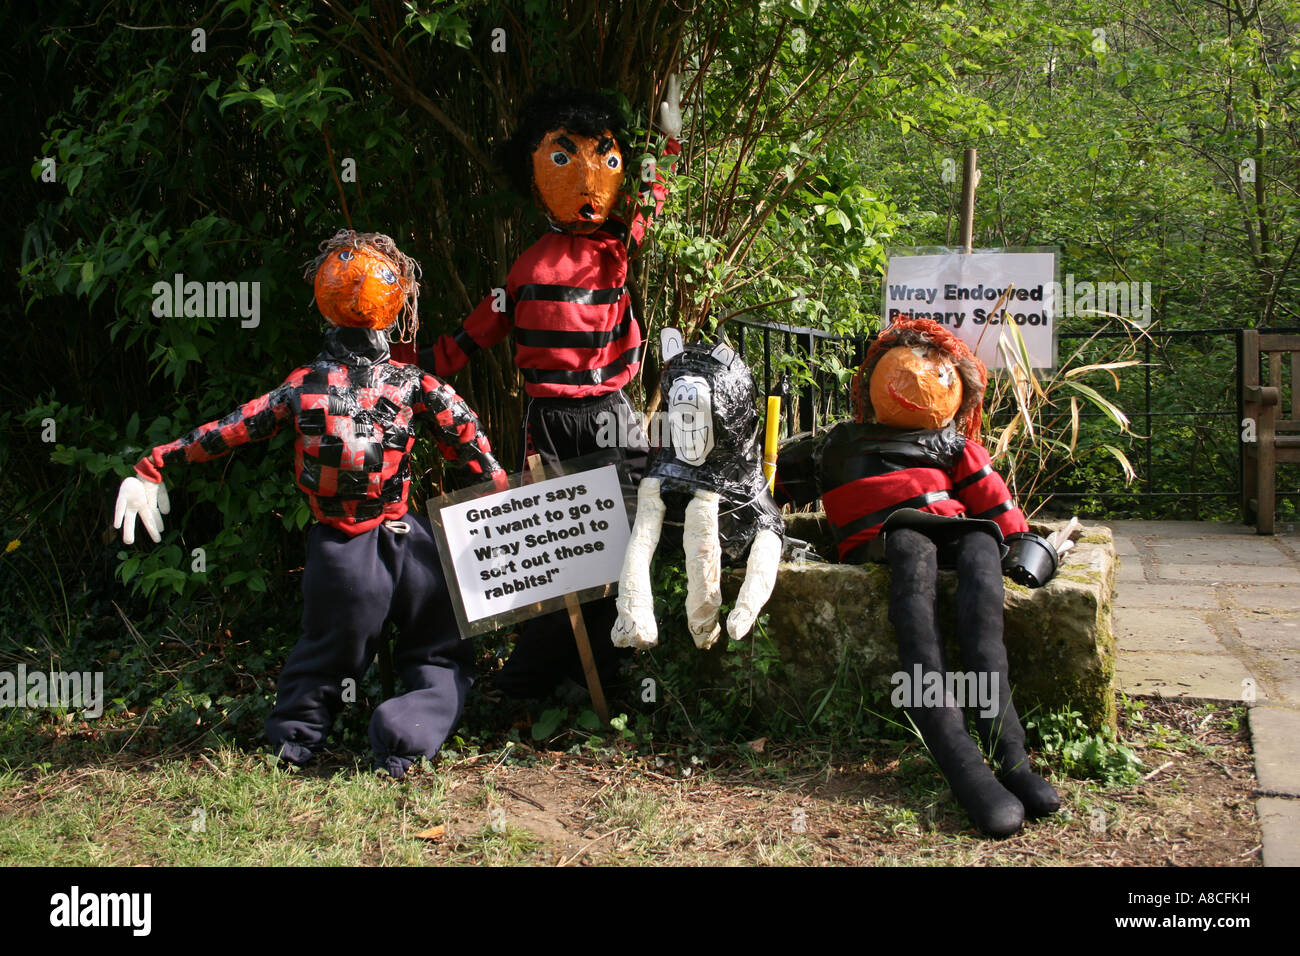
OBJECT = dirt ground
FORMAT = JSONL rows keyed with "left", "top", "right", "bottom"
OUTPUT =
{"left": 393, "top": 696, "right": 1261, "bottom": 866}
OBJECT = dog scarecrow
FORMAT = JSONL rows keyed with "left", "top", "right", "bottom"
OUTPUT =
{"left": 612, "top": 330, "right": 784, "bottom": 650}
{"left": 114, "top": 230, "right": 507, "bottom": 777}
{"left": 775, "top": 318, "right": 1067, "bottom": 837}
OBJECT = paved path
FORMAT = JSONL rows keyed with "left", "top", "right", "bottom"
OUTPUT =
{"left": 1106, "top": 520, "right": 1300, "bottom": 866}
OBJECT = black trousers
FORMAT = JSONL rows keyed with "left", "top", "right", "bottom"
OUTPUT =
{"left": 264, "top": 514, "right": 472, "bottom": 776}
{"left": 884, "top": 526, "right": 1027, "bottom": 760}
{"left": 496, "top": 390, "right": 645, "bottom": 695}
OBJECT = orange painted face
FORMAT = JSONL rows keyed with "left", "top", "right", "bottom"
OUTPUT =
{"left": 869, "top": 344, "right": 964, "bottom": 430}
{"left": 530, "top": 129, "right": 624, "bottom": 233}
{"left": 313, "top": 245, "right": 408, "bottom": 330}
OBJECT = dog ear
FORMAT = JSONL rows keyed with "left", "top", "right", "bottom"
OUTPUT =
{"left": 709, "top": 342, "right": 735, "bottom": 368}
{"left": 661, "top": 328, "right": 685, "bottom": 362}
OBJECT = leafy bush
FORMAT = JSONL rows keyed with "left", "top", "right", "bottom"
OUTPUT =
{"left": 1027, "top": 706, "right": 1143, "bottom": 786}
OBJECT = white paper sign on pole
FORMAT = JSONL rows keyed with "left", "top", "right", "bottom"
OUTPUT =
{"left": 429, "top": 455, "right": 633, "bottom": 638}
{"left": 882, "top": 247, "right": 1059, "bottom": 370}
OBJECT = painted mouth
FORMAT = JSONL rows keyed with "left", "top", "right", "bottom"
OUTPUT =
{"left": 887, "top": 383, "right": 925, "bottom": 411}
{"left": 578, "top": 202, "right": 597, "bottom": 220}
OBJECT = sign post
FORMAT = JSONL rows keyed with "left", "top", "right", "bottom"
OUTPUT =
{"left": 526, "top": 454, "right": 608, "bottom": 724}
{"left": 428, "top": 453, "right": 632, "bottom": 724}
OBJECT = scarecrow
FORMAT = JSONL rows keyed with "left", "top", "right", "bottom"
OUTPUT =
{"left": 775, "top": 318, "right": 1069, "bottom": 837}
{"left": 612, "top": 331, "right": 784, "bottom": 650}
{"left": 419, "top": 79, "right": 683, "bottom": 697}
{"left": 114, "top": 230, "right": 507, "bottom": 777}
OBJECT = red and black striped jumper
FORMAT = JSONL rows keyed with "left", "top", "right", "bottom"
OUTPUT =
{"left": 418, "top": 141, "right": 680, "bottom": 695}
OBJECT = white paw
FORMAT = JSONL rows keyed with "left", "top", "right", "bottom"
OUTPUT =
{"left": 612, "top": 612, "right": 658, "bottom": 650}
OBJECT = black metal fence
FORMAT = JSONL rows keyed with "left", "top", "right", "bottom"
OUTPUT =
{"left": 728, "top": 317, "right": 1300, "bottom": 521}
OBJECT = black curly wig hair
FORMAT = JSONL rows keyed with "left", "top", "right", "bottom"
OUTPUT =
{"left": 497, "top": 86, "right": 632, "bottom": 198}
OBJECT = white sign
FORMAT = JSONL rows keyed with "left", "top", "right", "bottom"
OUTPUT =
{"left": 883, "top": 248, "right": 1058, "bottom": 369}
{"left": 437, "top": 464, "right": 631, "bottom": 629}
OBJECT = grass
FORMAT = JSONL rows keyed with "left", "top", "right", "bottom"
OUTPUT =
{"left": 0, "top": 696, "right": 1260, "bottom": 866}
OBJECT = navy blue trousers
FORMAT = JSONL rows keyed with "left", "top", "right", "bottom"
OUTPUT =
{"left": 264, "top": 514, "right": 472, "bottom": 777}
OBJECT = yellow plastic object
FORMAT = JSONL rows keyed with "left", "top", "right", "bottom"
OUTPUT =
{"left": 763, "top": 396, "right": 781, "bottom": 492}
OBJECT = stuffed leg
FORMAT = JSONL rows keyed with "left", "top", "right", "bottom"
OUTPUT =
{"left": 726, "top": 527, "right": 782, "bottom": 640}
{"left": 683, "top": 489, "right": 723, "bottom": 648}
{"left": 611, "top": 477, "right": 666, "bottom": 649}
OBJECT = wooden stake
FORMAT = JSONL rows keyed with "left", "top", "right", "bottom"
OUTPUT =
{"left": 959, "top": 147, "right": 980, "bottom": 254}
{"left": 526, "top": 454, "right": 609, "bottom": 724}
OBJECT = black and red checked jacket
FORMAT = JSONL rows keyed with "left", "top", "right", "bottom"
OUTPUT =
{"left": 134, "top": 326, "right": 507, "bottom": 536}
{"left": 423, "top": 139, "right": 681, "bottom": 399}
{"left": 774, "top": 422, "right": 1028, "bottom": 562}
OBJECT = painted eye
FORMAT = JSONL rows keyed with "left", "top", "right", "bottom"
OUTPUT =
{"left": 606, "top": 154, "right": 621, "bottom": 170}
{"left": 339, "top": 249, "right": 354, "bottom": 261}
{"left": 380, "top": 268, "right": 398, "bottom": 285}
{"left": 550, "top": 151, "right": 569, "bottom": 166}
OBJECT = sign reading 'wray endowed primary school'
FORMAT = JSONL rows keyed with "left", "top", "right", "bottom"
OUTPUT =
{"left": 883, "top": 248, "right": 1059, "bottom": 370}
{"left": 432, "top": 463, "right": 632, "bottom": 637}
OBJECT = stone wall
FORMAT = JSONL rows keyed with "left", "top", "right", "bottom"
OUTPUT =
{"left": 727, "top": 514, "right": 1119, "bottom": 732}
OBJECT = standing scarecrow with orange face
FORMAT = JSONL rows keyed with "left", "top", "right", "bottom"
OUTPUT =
{"left": 115, "top": 231, "right": 507, "bottom": 777}
{"left": 775, "top": 319, "right": 1066, "bottom": 837}
{"left": 420, "top": 80, "right": 682, "bottom": 698}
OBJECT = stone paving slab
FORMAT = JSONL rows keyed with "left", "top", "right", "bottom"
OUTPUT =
{"left": 1116, "top": 560, "right": 1148, "bottom": 584}
{"left": 1256, "top": 798, "right": 1300, "bottom": 866}
{"left": 1146, "top": 541, "right": 1294, "bottom": 565}
{"left": 1227, "top": 587, "right": 1300, "bottom": 612}
{"left": 1115, "top": 607, "right": 1225, "bottom": 654}
{"left": 1115, "top": 649, "right": 1256, "bottom": 701}
{"left": 1235, "top": 618, "right": 1300, "bottom": 656}
{"left": 1115, "top": 584, "right": 1220, "bottom": 609}
{"left": 1106, "top": 520, "right": 1299, "bottom": 867}
{"left": 1107, "top": 520, "right": 1262, "bottom": 538}
{"left": 1249, "top": 706, "right": 1300, "bottom": 797}
{"left": 1111, "top": 535, "right": 1142, "bottom": 557}
{"left": 1156, "top": 564, "right": 1300, "bottom": 586}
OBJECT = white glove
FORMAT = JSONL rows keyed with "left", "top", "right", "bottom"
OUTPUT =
{"left": 658, "top": 74, "right": 682, "bottom": 139}
{"left": 1046, "top": 516, "right": 1081, "bottom": 561}
{"left": 114, "top": 476, "right": 171, "bottom": 545}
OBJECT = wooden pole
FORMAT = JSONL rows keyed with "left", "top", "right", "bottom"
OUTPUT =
{"left": 959, "top": 148, "right": 980, "bottom": 254}
{"left": 525, "top": 454, "right": 609, "bottom": 724}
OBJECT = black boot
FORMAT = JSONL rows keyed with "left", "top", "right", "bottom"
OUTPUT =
{"left": 952, "top": 530, "right": 1060, "bottom": 819}
{"left": 887, "top": 529, "right": 1025, "bottom": 838}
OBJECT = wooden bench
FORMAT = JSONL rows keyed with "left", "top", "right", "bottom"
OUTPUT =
{"left": 1242, "top": 330, "right": 1300, "bottom": 534}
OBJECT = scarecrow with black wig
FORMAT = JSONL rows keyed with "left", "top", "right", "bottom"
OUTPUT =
{"left": 114, "top": 230, "right": 507, "bottom": 777}
{"left": 775, "top": 318, "right": 1070, "bottom": 837}
{"left": 420, "top": 79, "right": 683, "bottom": 698}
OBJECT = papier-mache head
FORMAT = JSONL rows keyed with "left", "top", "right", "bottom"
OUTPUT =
{"left": 305, "top": 230, "right": 422, "bottom": 341}
{"left": 852, "top": 318, "right": 987, "bottom": 439}
{"left": 499, "top": 87, "right": 631, "bottom": 235}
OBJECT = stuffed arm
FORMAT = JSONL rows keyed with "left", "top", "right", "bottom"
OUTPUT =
{"left": 611, "top": 477, "right": 667, "bottom": 650}
{"left": 683, "top": 489, "right": 724, "bottom": 649}
{"left": 416, "top": 373, "right": 509, "bottom": 491}
{"left": 115, "top": 377, "right": 299, "bottom": 545}
{"left": 420, "top": 287, "right": 514, "bottom": 380}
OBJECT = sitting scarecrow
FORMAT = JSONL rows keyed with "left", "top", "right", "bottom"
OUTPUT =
{"left": 114, "top": 230, "right": 507, "bottom": 777}
{"left": 612, "top": 330, "right": 784, "bottom": 650}
{"left": 775, "top": 318, "right": 1065, "bottom": 837}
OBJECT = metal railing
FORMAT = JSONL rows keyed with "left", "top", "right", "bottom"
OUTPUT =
{"left": 728, "top": 319, "right": 1300, "bottom": 519}
{"left": 731, "top": 316, "right": 865, "bottom": 434}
